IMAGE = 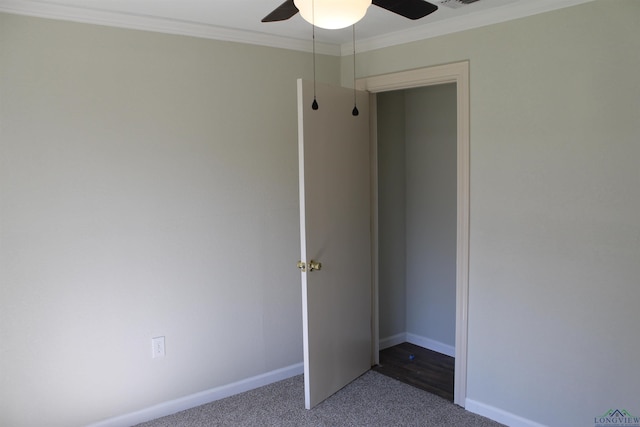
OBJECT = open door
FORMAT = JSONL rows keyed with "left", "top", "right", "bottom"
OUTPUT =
{"left": 297, "top": 79, "right": 372, "bottom": 409}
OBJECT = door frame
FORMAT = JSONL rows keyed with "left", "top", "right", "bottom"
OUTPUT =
{"left": 356, "top": 61, "right": 470, "bottom": 407}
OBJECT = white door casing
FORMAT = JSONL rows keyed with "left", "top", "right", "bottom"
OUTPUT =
{"left": 357, "top": 61, "right": 470, "bottom": 407}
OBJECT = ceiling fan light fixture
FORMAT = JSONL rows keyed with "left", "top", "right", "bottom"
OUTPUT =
{"left": 294, "top": 0, "right": 372, "bottom": 29}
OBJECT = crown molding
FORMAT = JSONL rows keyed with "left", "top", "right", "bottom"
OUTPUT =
{"left": 341, "top": 0, "right": 596, "bottom": 55}
{"left": 1, "top": 0, "right": 596, "bottom": 57}
{"left": 0, "top": 0, "right": 341, "bottom": 56}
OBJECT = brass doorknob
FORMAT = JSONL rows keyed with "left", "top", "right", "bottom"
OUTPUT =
{"left": 308, "top": 260, "right": 322, "bottom": 272}
{"left": 297, "top": 260, "right": 321, "bottom": 272}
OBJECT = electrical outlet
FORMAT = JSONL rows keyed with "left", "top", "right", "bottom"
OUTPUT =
{"left": 151, "top": 336, "right": 165, "bottom": 358}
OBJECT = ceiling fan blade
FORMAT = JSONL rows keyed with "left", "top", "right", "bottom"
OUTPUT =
{"left": 262, "top": 0, "right": 299, "bottom": 22}
{"left": 372, "top": 0, "right": 438, "bottom": 20}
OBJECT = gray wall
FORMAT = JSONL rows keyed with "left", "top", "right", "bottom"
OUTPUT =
{"left": 0, "top": 13, "right": 340, "bottom": 427}
{"left": 349, "top": 1, "right": 640, "bottom": 425}
{"left": 405, "top": 84, "right": 457, "bottom": 347}
{"left": 377, "top": 84, "right": 457, "bottom": 348}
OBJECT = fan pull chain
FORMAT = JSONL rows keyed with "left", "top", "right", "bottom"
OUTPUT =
{"left": 311, "top": 0, "right": 318, "bottom": 110}
{"left": 352, "top": 24, "right": 359, "bottom": 116}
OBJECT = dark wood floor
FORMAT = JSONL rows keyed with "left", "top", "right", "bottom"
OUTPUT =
{"left": 373, "top": 342, "right": 455, "bottom": 401}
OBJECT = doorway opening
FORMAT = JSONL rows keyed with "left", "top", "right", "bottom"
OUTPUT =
{"left": 357, "top": 61, "right": 470, "bottom": 406}
{"left": 373, "top": 82, "right": 457, "bottom": 401}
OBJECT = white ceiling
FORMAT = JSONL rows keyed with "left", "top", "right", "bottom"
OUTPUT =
{"left": 0, "top": 0, "right": 594, "bottom": 55}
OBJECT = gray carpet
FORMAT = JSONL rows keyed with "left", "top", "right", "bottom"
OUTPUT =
{"left": 135, "top": 371, "right": 504, "bottom": 426}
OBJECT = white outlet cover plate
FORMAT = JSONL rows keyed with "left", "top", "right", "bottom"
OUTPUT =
{"left": 152, "top": 336, "right": 165, "bottom": 358}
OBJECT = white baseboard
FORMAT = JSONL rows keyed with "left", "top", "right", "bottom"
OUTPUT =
{"left": 405, "top": 333, "right": 455, "bottom": 358}
{"left": 379, "top": 332, "right": 455, "bottom": 357}
{"left": 379, "top": 333, "right": 406, "bottom": 350}
{"left": 87, "top": 363, "right": 304, "bottom": 427}
{"left": 465, "top": 398, "right": 548, "bottom": 427}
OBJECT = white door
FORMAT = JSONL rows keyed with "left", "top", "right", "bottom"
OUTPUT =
{"left": 297, "top": 79, "right": 372, "bottom": 409}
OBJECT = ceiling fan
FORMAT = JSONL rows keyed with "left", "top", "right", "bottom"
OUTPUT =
{"left": 262, "top": 0, "right": 439, "bottom": 29}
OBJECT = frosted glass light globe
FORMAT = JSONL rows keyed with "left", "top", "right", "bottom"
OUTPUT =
{"left": 294, "top": 0, "right": 372, "bottom": 29}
